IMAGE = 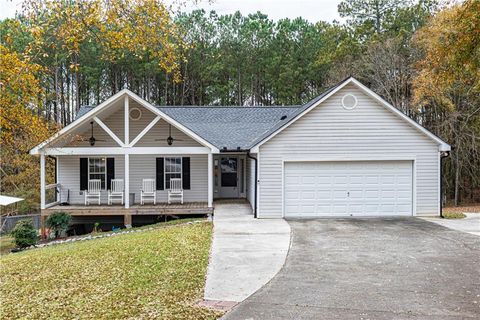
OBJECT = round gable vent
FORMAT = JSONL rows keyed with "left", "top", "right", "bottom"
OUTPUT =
{"left": 341, "top": 94, "right": 357, "bottom": 110}
{"left": 129, "top": 107, "right": 142, "bottom": 120}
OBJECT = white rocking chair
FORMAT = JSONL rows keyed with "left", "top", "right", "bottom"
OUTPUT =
{"left": 108, "top": 179, "right": 124, "bottom": 205}
{"left": 168, "top": 178, "right": 183, "bottom": 204}
{"left": 141, "top": 179, "right": 156, "bottom": 205}
{"left": 85, "top": 179, "right": 101, "bottom": 205}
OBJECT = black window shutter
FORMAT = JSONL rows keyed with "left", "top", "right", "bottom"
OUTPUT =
{"left": 107, "top": 158, "right": 115, "bottom": 190}
{"left": 182, "top": 157, "right": 191, "bottom": 190}
{"left": 80, "top": 158, "right": 88, "bottom": 190}
{"left": 156, "top": 158, "right": 164, "bottom": 190}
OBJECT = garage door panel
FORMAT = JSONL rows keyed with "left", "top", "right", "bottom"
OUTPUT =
{"left": 284, "top": 161, "right": 413, "bottom": 218}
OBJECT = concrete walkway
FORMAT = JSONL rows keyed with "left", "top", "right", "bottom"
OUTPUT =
{"left": 421, "top": 213, "right": 480, "bottom": 236}
{"left": 204, "top": 201, "right": 291, "bottom": 303}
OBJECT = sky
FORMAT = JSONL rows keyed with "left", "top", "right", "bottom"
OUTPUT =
{"left": 0, "top": 0, "right": 344, "bottom": 23}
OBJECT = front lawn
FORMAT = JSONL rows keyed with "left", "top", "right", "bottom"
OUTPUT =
{"left": 0, "top": 235, "right": 15, "bottom": 255}
{"left": 0, "top": 220, "right": 221, "bottom": 319}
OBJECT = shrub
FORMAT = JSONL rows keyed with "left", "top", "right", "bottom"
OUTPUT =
{"left": 45, "top": 212, "right": 72, "bottom": 238}
{"left": 443, "top": 212, "right": 466, "bottom": 219}
{"left": 11, "top": 219, "right": 38, "bottom": 248}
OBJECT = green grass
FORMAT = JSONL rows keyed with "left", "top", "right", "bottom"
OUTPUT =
{"left": 0, "top": 235, "right": 15, "bottom": 255}
{"left": 0, "top": 220, "right": 222, "bottom": 319}
{"left": 443, "top": 211, "right": 467, "bottom": 219}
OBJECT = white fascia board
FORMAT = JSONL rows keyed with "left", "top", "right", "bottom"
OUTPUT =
{"left": 126, "top": 90, "right": 220, "bottom": 153}
{"left": 44, "top": 146, "right": 211, "bottom": 155}
{"left": 251, "top": 77, "right": 451, "bottom": 152}
{"left": 30, "top": 89, "right": 129, "bottom": 155}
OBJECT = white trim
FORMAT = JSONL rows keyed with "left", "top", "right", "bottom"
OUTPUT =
{"left": 125, "top": 90, "right": 219, "bottom": 152}
{"left": 30, "top": 89, "right": 128, "bottom": 155}
{"left": 164, "top": 156, "right": 182, "bottom": 190}
{"left": 40, "top": 154, "right": 46, "bottom": 210}
{"left": 125, "top": 95, "right": 129, "bottom": 145}
{"left": 208, "top": 153, "right": 213, "bottom": 207}
{"left": 251, "top": 77, "right": 450, "bottom": 153}
{"left": 437, "top": 152, "right": 441, "bottom": 216}
{"left": 43, "top": 146, "right": 211, "bottom": 155}
{"left": 129, "top": 107, "right": 142, "bottom": 120}
{"left": 93, "top": 116, "right": 125, "bottom": 147}
{"left": 256, "top": 152, "right": 260, "bottom": 216}
{"left": 341, "top": 93, "right": 357, "bottom": 110}
{"left": 281, "top": 157, "right": 417, "bottom": 218}
{"left": 30, "top": 89, "right": 219, "bottom": 155}
{"left": 87, "top": 157, "right": 107, "bottom": 190}
{"left": 125, "top": 153, "right": 130, "bottom": 208}
{"left": 129, "top": 115, "right": 161, "bottom": 147}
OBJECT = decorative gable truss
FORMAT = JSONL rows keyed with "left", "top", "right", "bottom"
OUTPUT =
{"left": 30, "top": 89, "right": 217, "bottom": 210}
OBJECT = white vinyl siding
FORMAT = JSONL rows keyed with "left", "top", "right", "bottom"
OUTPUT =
{"left": 258, "top": 84, "right": 440, "bottom": 218}
{"left": 57, "top": 156, "right": 124, "bottom": 204}
{"left": 57, "top": 154, "right": 207, "bottom": 204}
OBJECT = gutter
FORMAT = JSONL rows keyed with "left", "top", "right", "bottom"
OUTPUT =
{"left": 440, "top": 150, "right": 450, "bottom": 218}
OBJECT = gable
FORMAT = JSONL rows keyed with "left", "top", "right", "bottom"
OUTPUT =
{"left": 251, "top": 78, "right": 450, "bottom": 152}
{"left": 30, "top": 90, "right": 218, "bottom": 154}
{"left": 261, "top": 83, "right": 443, "bottom": 152}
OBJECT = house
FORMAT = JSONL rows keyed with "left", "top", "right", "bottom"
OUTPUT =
{"left": 30, "top": 77, "right": 450, "bottom": 228}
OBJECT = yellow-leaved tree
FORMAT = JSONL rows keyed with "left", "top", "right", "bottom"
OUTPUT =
{"left": 413, "top": 0, "right": 480, "bottom": 205}
{"left": 0, "top": 44, "right": 55, "bottom": 212}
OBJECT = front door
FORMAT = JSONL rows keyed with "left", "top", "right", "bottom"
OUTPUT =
{"left": 219, "top": 157, "right": 239, "bottom": 198}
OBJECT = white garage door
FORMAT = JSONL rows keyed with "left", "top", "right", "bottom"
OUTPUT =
{"left": 284, "top": 161, "right": 413, "bottom": 217}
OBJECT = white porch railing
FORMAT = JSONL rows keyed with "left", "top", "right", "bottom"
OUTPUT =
{"left": 45, "top": 183, "right": 61, "bottom": 208}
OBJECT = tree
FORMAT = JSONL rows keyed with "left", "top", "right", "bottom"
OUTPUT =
{"left": 0, "top": 44, "right": 55, "bottom": 210}
{"left": 413, "top": 0, "right": 480, "bottom": 205}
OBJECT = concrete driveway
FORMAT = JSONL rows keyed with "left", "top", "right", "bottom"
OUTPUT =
{"left": 204, "top": 201, "right": 290, "bottom": 304}
{"left": 224, "top": 218, "right": 480, "bottom": 319}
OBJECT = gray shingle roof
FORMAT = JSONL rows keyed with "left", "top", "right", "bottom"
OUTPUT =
{"left": 158, "top": 106, "right": 300, "bottom": 150}
{"left": 74, "top": 78, "right": 350, "bottom": 150}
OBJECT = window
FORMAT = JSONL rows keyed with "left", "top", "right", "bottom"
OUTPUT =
{"left": 89, "top": 158, "right": 107, "bottom": 189}
{"left": 164, "top": 157, "right": 182, "bottom": 189}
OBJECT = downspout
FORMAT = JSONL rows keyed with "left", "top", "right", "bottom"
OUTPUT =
{"left": 247, "top": 151, "right": 258, "bottom": 218}
{"left": 440, "top": 151, "right": 450, "bottom": 218}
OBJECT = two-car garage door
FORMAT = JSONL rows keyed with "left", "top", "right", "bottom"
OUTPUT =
{"left": 284, "top": 161, "right": 413, "bottom": 217}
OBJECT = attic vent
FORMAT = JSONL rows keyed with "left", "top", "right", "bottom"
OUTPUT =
{"left": 280, "top": 115, "right": 287, "bottom": 120}
{"left": 129, "top": 107, "right": 142, "bottom": 120}
{"left": 341, "top": 94, "right": 357, "bottom": 110}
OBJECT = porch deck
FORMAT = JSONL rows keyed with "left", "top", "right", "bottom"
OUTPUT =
{"left": 42, "top": 202, "right": 213, "bottom": 216}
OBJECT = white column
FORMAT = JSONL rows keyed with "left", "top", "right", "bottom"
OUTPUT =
{"left": 40, "top": 153, "right": 46, "bottom": 210}
{"left": 124, "top": 95, "right": 129, "bottom": 145}
{"left": 207, "top": 152, "right": 213, "bottom": 207}
{"left": 125, "top": 153, "right": 130, "bottom": 208}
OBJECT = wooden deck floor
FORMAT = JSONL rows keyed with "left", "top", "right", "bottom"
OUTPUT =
{"left": 42, "top": 202, "right": 212, "bottom": 216}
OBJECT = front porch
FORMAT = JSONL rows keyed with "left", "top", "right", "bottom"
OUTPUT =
{"left": 41, "top": 202, "right": 213, "bottom": 236}
{"left": 42, "top": 202, "right": 213, "bottom": 216}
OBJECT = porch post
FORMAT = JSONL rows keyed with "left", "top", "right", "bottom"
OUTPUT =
{"left": 125, "top": 153, "right": 130, "bottom": 208}
{"left": 124, "top": 95, "right": 129, "bottom": 145}
{"left": 124, "top": 94, "right": 130, "bottom": 209}
{"left": 40, "top": 153, "right": 46, "bottom": 210}
{"left": 207, "top": 152, "right": 213, "bottom": 207}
